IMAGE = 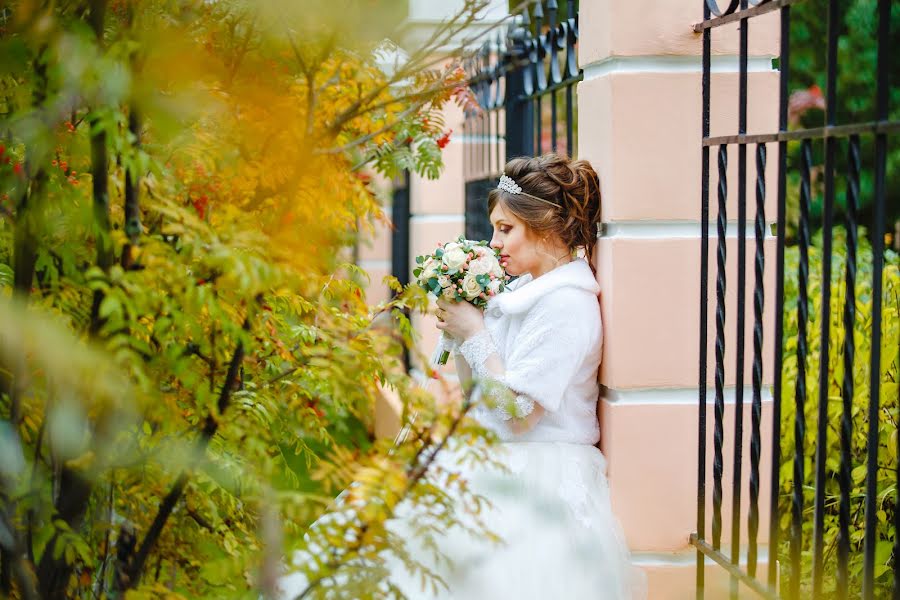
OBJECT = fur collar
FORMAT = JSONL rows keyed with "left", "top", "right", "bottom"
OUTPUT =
{"left": 488, "top": 258, "right": 599, "bottom": 316}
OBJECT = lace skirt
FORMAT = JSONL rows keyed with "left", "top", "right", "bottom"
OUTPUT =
{"left": 385, "top": 440, "right": 645, "bottom": 600}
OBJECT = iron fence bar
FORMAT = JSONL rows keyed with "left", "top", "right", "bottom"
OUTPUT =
{"left": 697, "top": 0, "right": 712, "bottom": 593}
{"left": 563, "top": 0, "right": 577, "bottom": 158}
{"left": 548, "top": 1, "right": 559, "bottom": 154}
{"left": 482, "top": 109, "right": 488, "bottom": 177}
{"left": 703, "top": 120, "right": 900, "bottom": 146}
{"left": 463, "top": 115, "right": 470, "bottom": 179}
{"left": 862, "top": 0, "right": 891, "bottom": 593}
{"left": 790, "top": 138, "right": 813, "bottom": 600}
{"left": 551, "top": 90, "right": 558, "bottom": 153}
{"left": 747, "top": 142, "right": 766, "bottom": 580}
{"left": 836, "top": 134, "right": 860, "bottom": 600}
{"left": 504, "top": 17, "right": 534, "bottom": 163}
{"left": 694, "top": 0, "right": 803, "bottom": 32}
{"left": 547, "top": 0, "right": 561, "bottom": 87}
{"left": 519, "top": 75, "right": 584, "bottom": 101}
{"left": 533, "top": 2, "right": 547, "bottom": 93}
{"left": 728, "top": 4, "right": 750, "bottom": 597}
{"left": 690, "top": 535, "right": 780, "bottom": 599}
{"left": 713, "top": 143, "right": 729, "bottom": 553}
{"left": 390, "top": 171, "right": 411, "bottom": 371}
{"left": 811, "top": 2, "right": 839, "bottom": 594}
{"left": 729, "top": 0, "right": 749, "bottom": 598}
{"left": 766, "top": 2, "right": 789, "bottom": 589}
{"left": 528, "top": 1, "right": 542, "bottom": 157}
{"left": 486, "top": 106, "right": 492, "bottom": 177}
{"left": 565, "top": 84, "right": 574, "bottom": 157}
{"left": 495, "top": 107, "right": 502, "bottom": 176}
{"left": 520, "top": 11, "right": 534, "bottom": 99}
{"left": 565, "top": 0, "right": 578, "bottom": 80}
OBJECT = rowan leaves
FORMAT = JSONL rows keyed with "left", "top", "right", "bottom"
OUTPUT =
{"left": 0, "top": 0, "right": 492, "bottom": 597}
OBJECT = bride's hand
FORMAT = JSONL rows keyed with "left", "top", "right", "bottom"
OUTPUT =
{"left": 435, "top": 298, "right": 484, "bottom": 341}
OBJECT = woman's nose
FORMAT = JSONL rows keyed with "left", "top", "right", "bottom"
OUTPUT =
{"left": 490, "top": 235, "right": 501, "bottom": 250}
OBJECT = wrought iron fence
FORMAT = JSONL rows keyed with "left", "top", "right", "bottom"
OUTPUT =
{"left": 463, "top": 0, "right": 582, "bottom": 242}
{"left": 391, "top": 170, "right": 411, "bottom": 371}
{"left": 692, "top": 1, "right": 898, "bottom": 599}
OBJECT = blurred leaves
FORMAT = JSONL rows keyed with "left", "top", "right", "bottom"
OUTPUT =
{"left": 0, "top": 0, "right": 493, "bottom": 597}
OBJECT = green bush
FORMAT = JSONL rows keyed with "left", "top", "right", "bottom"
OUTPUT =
{"left": 778, "top": 226, "right": 899, "bottom": 598}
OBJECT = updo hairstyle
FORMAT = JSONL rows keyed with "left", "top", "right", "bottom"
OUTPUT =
{"left": 487, "top": 153, "right": 602, "bottom": 270}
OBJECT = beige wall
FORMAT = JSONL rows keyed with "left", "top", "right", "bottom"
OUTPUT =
{"left": 579, "top": 1, "right": 780, "bottom": 597}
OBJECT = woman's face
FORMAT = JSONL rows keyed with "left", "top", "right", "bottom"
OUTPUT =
{"left": 489, "top": 202, "right": 539, "bottom": 277}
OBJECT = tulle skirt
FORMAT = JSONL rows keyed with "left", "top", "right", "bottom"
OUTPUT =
{"left": 385, "top": 440, "right": 644, "bottom": 600}
{"left": 276, "top": 440, "right": 645, "bottom": 600}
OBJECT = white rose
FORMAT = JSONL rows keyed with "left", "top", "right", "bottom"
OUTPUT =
{"left": 461, "top": 273, "right": 483, "bottom": 300}
{"left": 442, "top": 247, "right": 467, "bottom": 271}
{"left": 437, "top": 274, "right": 451, "bottom": 289}
{"left": 443, "top": 241, "right": 461, "bottom": 252}
{"left": 488, "top": 279, "right": 502, "bottom": 295}
{"left": 441, "top": 285, "right": 456, "bottom": 300}
{"left": 421, "top": 257, "right": 440, "bottom": 280}
{"left": 490, "top": 259, "right": 504, "bottom": 278}
{"left": 467, "top": 256, "right": 493, "bottom": 276}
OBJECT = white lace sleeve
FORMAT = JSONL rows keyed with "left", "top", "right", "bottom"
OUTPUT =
{"left": 458, "top": 329, "right": 537, "bottom": 422}
{"left": 458, "top": 329, "right": 495, "bottom": 381}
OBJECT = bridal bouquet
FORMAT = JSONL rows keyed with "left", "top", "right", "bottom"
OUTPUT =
{"left": 414, "top": 236, "right": 509, "bottom": 364}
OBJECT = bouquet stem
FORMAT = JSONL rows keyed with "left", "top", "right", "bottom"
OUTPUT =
{"left": 438, "top": 350, "right": 450, "bottom": 365}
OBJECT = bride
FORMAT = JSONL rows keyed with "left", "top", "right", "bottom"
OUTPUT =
{"left": 276, "top": 153, "right": 643, "bottom": 599}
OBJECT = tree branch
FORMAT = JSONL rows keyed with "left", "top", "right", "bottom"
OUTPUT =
{"left": 123, "top": 317, "right": 251, "bottom": 588}
{"left": 316, "top": 101, "right": 424, "bottom": 156}
{"left": 294, "top": 400, "right": 473, "bottom": 600}
{"left": 121, "top": 104, "right": 142, "bottom": 269}
{"left": 12, "top": 45, "right": 49, "bottom": 302}
{"left": 88, "top": 0, "right": 112, "bottom": 336}
{"left": 0, "top": 511, "right": 38, "bottom": 600}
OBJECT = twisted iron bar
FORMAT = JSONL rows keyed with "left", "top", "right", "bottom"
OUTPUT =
{"left": 836, "top": 135, "right": 860, "bottom": 597}
{"left": 748, "top": 143, "right": 766, "bottom": 578}
{"left": 790, "top": 138, "right": 813, "bottom": 598}
{"left": 713, "top": 144, "right": 728, "bottom": 551}
{"left": 705, "top": 0, "right": 774, "bottom": 18}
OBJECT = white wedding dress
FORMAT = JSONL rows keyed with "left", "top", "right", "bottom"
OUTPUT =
{"left": 276, "top": 259, "right": 644, "bottom": 599}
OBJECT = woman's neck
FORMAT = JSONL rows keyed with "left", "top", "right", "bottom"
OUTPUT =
{"left": 532, "top": 252, "right": 574, "bottom": 279}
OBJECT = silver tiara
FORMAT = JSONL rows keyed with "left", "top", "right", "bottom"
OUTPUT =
{"left": 498, "top": 174, "right": 523, "bottom": 195}
{"left": 496, "top": 174, "right": 558, "bottom": 208}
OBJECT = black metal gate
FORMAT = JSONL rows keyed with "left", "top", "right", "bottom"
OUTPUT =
{"left": 463, "top": 0, "right": 583, "bottom": 241}
{"left": 692, "top": 1, "right": 898, "bottom": 599}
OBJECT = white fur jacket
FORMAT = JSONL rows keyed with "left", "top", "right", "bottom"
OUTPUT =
{"left": 468, "top": 258, "right": 603, "bottom": 445}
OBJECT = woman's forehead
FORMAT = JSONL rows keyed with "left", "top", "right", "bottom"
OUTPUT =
{"left": 489, "top": 202, "right": 518, "bottom": 224}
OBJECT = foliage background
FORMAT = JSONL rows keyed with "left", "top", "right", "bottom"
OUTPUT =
{"left": 0, "top": 1, "right": 494, "bottom": 598}
{"left": 778, "top": 230, "right": 898, "bottom": 598}
{"left": 784, "top": 0, "right": 899, "bottom": 244}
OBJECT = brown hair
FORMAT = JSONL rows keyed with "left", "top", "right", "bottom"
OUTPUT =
{"left": 487, "top": 153, "right": 602, "bottom": 271}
